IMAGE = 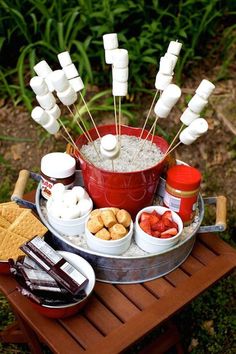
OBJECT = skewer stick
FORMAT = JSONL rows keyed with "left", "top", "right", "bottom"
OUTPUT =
{"left": 164, "top": 140, "right": 182, "bottom": 157}
{"left": 113, "top": 96, "right": 118, "bottom": 136}
{"left": 79, "top": 92, "right": 101, "bottom": 139}
{"left": 58, "top": 118, "right": 78, "bottom": 152}
{"left": 165, "top": 123, "right": 185, "bottom": 156}
{"left": 139, "top": 90, "right": 159, "bottom": 139}
{"left": 72, "top": 104, "right": 93, "bottom": 142}
{"left": 118, "top": 96, "right": 122, "bottom": 138}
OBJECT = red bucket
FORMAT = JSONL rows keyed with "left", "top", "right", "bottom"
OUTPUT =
{"left": 75, "top": 125, "right": 169, "bottom": 217}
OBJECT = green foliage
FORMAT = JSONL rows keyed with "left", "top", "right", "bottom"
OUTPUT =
{"left": 0, "top": 0, "right": 235, "bottom": 104}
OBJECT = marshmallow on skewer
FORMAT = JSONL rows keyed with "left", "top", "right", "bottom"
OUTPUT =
{"left": 195, "top": 79, "right": 215, "bottom": 100}
{"left": 154, "top": 100, "right": 171, "bottom": 118}
{"left": 46, "top": 104, "right": 61, "bottom": 120}
{"left": 159, "top": 56, "right": 174, "bottom": 76}
{"left": 36, "top": 92, "right": 56, "bottom": 110}
{"left": 180, "top": 107, "right": 200, "bottom": 126}
{"left": 31, "top": 106, "right": 50, "bottom": 125}
{"left": 103, "top": 33, "right": 119, "bottom": 50}
{"left": 112, "top": 67, "right": 129, "bottom": 82}
{"left": 58, "top": 51, "right": 72, "bottom": 67}
{"left": 105, "top": 49, "right": 116, "bottom": 64}
{"left": 50, "top": 70, "right": 70, "bottom": 92}
{"left": 69, "top": 77, "right": 84, "bottom": 92}
{"left": 42, "top": 114, "right": 60, "bottom": 135}
{"left": 30, "top": 76, "right": 48, "bottom": 96}
{"left": 100, "top": 134, "right": 120, "bottom": 159}
{"left": 159, "top": 84, "right": 181, "bottom": 108}
{"left": 155, "top": 72, "right": 173, "bottom": 91}
{"left": 179, "top": 128, "right": 197, "bottom": 145}
{"left": 113, "top": 49, "right": 129, "bottom": 68}
{"left": 167, "top": 41, "right": 182, "bottom": 56}
{"left": 112, "top": 81, "right": 128, "bottom": 97}
{"left": 63, "top": 64, "right": 79, "bottom": 80}
{"left": 57, "top": 85, "right": 77, "bottom": 105}
{"left": 188, "top": 94, "right": 208, "bottom": 114}
{"left": 33, "top": 60, "right": 54, "bottom": 92}
{"left": 187, "top": 118, "right": 208, "bottom": 138}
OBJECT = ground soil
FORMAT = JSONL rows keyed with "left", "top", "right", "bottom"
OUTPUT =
{"left": 0, "top": 71, "right": 236, "bottom": 235}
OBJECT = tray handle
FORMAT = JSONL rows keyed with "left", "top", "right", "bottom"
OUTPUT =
{"left": 11, "top": 169, "right": 41, "bottom": 210}
{"left": 198, "top": 196, "right": 227, "bottom": 233}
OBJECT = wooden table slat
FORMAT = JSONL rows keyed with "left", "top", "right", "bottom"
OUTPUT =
{"left": 115, "top": 283, "right": 158, "bottom": 310}
{"left": 180, "top": 254, "right": 205, "bottom": 275}
{"left": 143, "top": 277, "right": 175, "bottom": 298}
{"left": 164, "top": 268, "right": 189, "bottom": 286}
{"left": 94, "top": 282, "right": 140, "bottom": 322}
{"left": 82, "top": 296, "right": 122, "bottom": 335}
{"left": 191, "top": 241, "right": 217, "bottom": 264}
{"left": 199, "top": 233, "right": 236, "bottom": 258}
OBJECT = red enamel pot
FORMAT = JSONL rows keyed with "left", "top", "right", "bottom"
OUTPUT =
{"left": 75, "top": 125, "right": 169, "bottom": 217}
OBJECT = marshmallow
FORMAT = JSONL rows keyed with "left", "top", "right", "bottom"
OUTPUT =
{"left": 62, "top": 190, "right": 78, "bottom": 207}
{"left": 58, "top": 51, "right": 72, "bottom": 67}
{"left": 57, "top": 86, "right": 77, "bottom": 105}
{"left": 36, "top": 92, "right": 56, "bottom": 110}
{"left": 63, "top": 64, "right": 79, "bottom": 80}
{"left": 154, "top": 100, "right": 171, "bottom": 118}
{"left": 112, "top": 80, "right": 128, "bottom": 96}
{"left": 164, "top": 53, "right": 178, "bottom": 69}
{"left": 179, "top": 128, "right": 196, "bottom": 145}
{"left": 100, "top": 145, "right": 120, "bottom": 159}
{"left": 77, "top": 198, "right": 93, "bottom": 216}
{"left": 33, "top": 60, "right": 52, "bottom": 78}
{"left": 42, "top": 115, "right": 60, "bottom": 134}
{"left": 47, "top": 202, "right": 66, "bottom": 218}
{"left": 61, "top": 206, "right": 81, "bottom": 219}
{"left": 167, "top": 41, "right": 182, "bottom": 56}
{"left": 31, "top": 106, "right": 50, "bottom": 125}
{"left": 103, "top": 33, "right": 119, "bottom": 50}
{"left": 46, "top": 104, "right": 61, "bottom": 120}
{"left": 101, "top": 134, "right": 118, "bottom": 151}
{"left": 155, "top": 72, "right": 173, "bottom": 91}
{"left": 188, "top": 94, "right": 208, "bottom": 114}
{"left": 72, "top": 186, "right": 89, "bottom": 201}
{"left": 112, "top": 67, "right": 129, "bottom": 82}
{"left": 105, "top": 49, "right": 115, "bottom": 64}
{"left": 195, "top": 79, "right": 215, "bottom": 100}
{"left": 45, "top": 75, "right": 55, "bottom": 92}
{"left": 113, "top": 49, "right": 129, "bottom": 68}
{"left": 69, "top": 77, "right": 84, "bottom": 92}
{"left": 180, "top": 107, "right": 200, "bottom": 126}
{"left": 50, "top": 70, "right": 70, "bottom": 92}
{"left": 188, "top": 118, "right": 208, "bottom": 138}
{"left": 159, "top": 84, "right": 181, "bottom": 108}
{"left": 159, "top": 56, "right": 174, "bottom": 75}
{"left": 51, "top": 183, "right": 65, "bottom": 201}
{"left": 30, "top": 76, "right": 48, "bottom": 96}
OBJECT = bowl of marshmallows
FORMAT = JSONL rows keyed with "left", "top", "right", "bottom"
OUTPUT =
{"left": 46, "top": 183, "right": 93, "bottom": 236}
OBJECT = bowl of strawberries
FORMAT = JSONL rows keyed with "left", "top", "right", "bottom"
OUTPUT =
{"left": 134, "top": 206, "right": 183, "bottom": 253}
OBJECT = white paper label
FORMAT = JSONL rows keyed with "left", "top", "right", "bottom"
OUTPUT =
{"left": 163, "top": 191, "right": 181, "bottom": 212}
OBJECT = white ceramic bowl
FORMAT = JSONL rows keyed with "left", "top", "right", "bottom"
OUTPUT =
{"left": 47, "top": 199, "right": 93, "bottom": 236}
{"left": 85, "top": 210, "right": 133, "bottom": 255}
{"left": 134, "top": 206, "right": 183, "bottom": 254}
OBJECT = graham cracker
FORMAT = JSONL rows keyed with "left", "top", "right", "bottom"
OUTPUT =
{"left": 8, "top": 210, "right": 48, "bottom": 239}
{"left": 0, "top": 229, "right": 26, "bottom": 260}
{"left": 0, "top": 201, "right": 19, "bottom": 213}
{"left": 2, "top": 206, "right": 25, "bottom": 223}
{"left": 0, "top": 215, "right": 11, "bottom": 229}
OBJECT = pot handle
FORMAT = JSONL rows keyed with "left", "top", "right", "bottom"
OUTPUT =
{"left": 11, "top": 169, "right": 41, "bottom": 210}
{"left": 198, "top": 196, "right": 227, "bottom": 233}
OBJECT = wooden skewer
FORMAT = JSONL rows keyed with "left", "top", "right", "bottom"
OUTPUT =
{"left": 139, "top": 90, "right": 159, "bottom": 139}
{"left": 113, "top": 96, "right": 118, "bottom": 136}
{"left": 118, "top": 96, "right": 122, "bottom": 139}
{"left": 165, "top": 123, "right": 185, "bottom": 156}
{"left": 164, "top": 140, "right": 182, "bottom": 157}
{"left": 79, "top": 92, "right": 101, "bottom": 139}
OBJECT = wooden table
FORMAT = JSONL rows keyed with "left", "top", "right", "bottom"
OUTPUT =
{"left": 1, "top": 231, "right": 236, "bottom": 354}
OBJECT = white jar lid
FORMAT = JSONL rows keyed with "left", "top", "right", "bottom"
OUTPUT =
{"left": 41, "top": 152, "right": 76, "bottom": 178}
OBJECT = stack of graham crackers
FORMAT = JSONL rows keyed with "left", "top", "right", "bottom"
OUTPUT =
{"left": 0, "top": 201, "right": 48, "bottom": 260}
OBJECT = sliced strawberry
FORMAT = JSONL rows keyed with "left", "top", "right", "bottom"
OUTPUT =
{"left": 149, "top": 214, "right": 160, "bottom": 228}
{"left": 140, "top": 212, "right": 151, "bottom": 222}
{"left": 162, "top": 217, "right": 174, "bottom": 228}
{"left": 151, "top": 210, "right": 161, "bottom": 219}
{"left": 161, "top": 228, "right": 178, "bottom": 236}
{"left": 139, "top": 220, "right": 151, "bottom": 235}
{"left": 151, "top": 230, "right": 161, "bottom": 238}
{"left": 162, "top": 210, "right": 173, "bottom": 221}
{"left": 152, "top": 220, "right": 166, "bottom": 233}
{"left": 171, "top": 221, "right": 179, "bottom": 229}
{"left": 160, "top": 233, "right": 172, "bottom": 238}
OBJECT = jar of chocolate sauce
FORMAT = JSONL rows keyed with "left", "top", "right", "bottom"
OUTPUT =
{"left": 40, "top": 152, "right": 76, "bottom": 199}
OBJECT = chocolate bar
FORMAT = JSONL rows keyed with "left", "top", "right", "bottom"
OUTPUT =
{"left": 20, "top": 236, "right": 88, "bottom": 295}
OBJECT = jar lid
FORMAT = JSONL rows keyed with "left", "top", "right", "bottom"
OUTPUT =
{"left": 166, "top": 165, "right": 201, "bottom": 191}
{"left": 41, "top": 152, "right": 76, "bottom": 178}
